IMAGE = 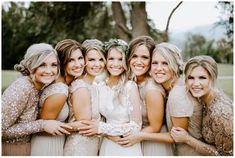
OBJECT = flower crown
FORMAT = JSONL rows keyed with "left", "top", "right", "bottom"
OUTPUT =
{"left": 104, "top": 39, "right": 129, "bottom": 57}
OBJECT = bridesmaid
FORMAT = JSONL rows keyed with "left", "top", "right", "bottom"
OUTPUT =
{"left": 127, "top": 36, "right": 173, "bottom": 155}
{"left": 2, "top": 43, "right": 71, "bottom": 156}
{"left": 119, "top": 42, "right": 203, "bottom": 156}
{"left": 171, "top": 55, "right": 233, "bottom": 156}
{"left": 63, "top": 39, "right": 105, "bottom": 156}
{"left": 30, "top": 39, "right": 85, "bottom": 155}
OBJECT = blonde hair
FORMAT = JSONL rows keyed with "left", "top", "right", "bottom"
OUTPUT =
{"left": 152, "top": 42, "right": 184, "bottom": 83}
{"left": 184, "top": 55, "right": 218, "bottom": 88}
{"left": 55, "top": 39, "right": 83, "bottom": 76}
{"left": 82, "top": 39, "right": 106, "bottom": 64}
{"left": 14, "top": 43, "right": 59, "bottom": 76}
{"left": 105, "top": 39, "right": 129, "bottom": 105}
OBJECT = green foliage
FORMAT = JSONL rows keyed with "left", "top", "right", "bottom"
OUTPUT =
{"left": 2, "top": 2, "right": 115, "bottom": 69}
{"left": 183, "top": 33, "right": 233, "bottom": 64}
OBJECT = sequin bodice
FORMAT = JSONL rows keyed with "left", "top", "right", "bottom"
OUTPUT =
{"left": 202, "top": 90, "right": 233, "bottom": 156}
{"left": 2, "top": 76, "right": 44, "bottom": 143}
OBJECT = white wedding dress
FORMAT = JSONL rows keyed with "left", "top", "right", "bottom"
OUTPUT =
{"left": 97, "top": 80, "right": 143, "bottom": 156}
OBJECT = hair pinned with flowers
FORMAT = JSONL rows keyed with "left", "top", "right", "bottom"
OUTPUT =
{"left": 104, "top": 39, "right": 129, "bottom": 58}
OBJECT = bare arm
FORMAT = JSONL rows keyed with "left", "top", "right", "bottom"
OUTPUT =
{"left": 71, "top": 87, "right": 91, "bottom": 120}
{"left": 40, "top": 93, "right": 67, "bottom": 119}
{"left": 142, "top": 89, "right": 164, "bottom": 133}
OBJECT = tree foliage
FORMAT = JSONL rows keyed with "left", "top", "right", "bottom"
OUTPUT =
{"left": 2, "top": 2, "right": 114, "bottom": 69}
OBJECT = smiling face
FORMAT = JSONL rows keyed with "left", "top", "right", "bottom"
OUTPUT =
{"left": 65, "top": 49, "right": 84, "bottom": 79}
{"left": 85, "top": 49, "right": 105, "bottom": 77}
{"left": 151, "top": 52, "right": 173, "bottom": 88}
{"left": 186, "top": 66, "right": 211, "bottom": 98}
{"left": 106, "top": 48, "right": 125, "bottom": 76}
{"left": 33, "top": 53, "right": 58, "bottom": 89}
{"left": 129, "top": 45, "right": 151, "bottom": 77}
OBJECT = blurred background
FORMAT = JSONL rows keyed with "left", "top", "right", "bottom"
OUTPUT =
{"left": 1, "top": 1, "right": 233, "bottom": 98}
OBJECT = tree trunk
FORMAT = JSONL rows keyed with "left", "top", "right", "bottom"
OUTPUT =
{"left": 130, "top": 2, "right": 149, "bottom": 38}
{"left": 111, "top": 2, "right": 131, "bottom": 42}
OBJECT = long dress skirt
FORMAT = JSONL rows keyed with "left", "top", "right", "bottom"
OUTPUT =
{"left": 63, "top": 132, "right": 100, "bottom": 156}
{"left": 141, "top": 125, "right": 174, "bottom": 156}
{"left": 30, "top": 134, "right": 65, "bottom": 155}
{"left": 2, "top": 142, "right": 31, "bottom": 156}
{"left": 99, "top": 137, "right": 143, "bottom": 156}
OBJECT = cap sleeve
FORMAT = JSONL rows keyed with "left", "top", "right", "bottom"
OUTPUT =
{"left": 168, "top": 84, "right": 194, "bottom": 117}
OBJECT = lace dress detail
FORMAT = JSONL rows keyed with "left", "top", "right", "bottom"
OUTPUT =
{"left": 31, "top": 82, "right": 69, "bottom": 155}
{"left": 166, "top": 79, "right": 202, "bottom": 156}
{"left": 202, "top": 90, "right": 233, "bottom": 156}
{"left": 2, "top": 76, "right": 44, "bottom": 155}
{"left": 97, "top": 80, "right": 142, "bottom": 156}
{"left": 63, "top": 79, "right": 100, "bottom": 156}
{"left": 138, "top": 78, "right": 173, "bottom": 156}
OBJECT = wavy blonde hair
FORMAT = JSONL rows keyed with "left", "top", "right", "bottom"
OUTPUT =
{"left": 184, "top": 55, "right": 218, "bottom": 89}
{"left": 14, "top": 43, "right": 59, "bottom": 76}
{"left": 152, "top": 42, "right": 184, "bottom": 84}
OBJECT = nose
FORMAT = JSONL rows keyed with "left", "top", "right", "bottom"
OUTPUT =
{"left": 113, "top": 59, "right": 120, "bottom": 66}
{"left": 156, "top": 63, "right": 163, "bottom": 70}
{"left": 94, "top": 60, "right": 101, "bottom": 67}
{"left": 136, "top": 57, "right": 142, "bottom": 64}
{"left": 193, "top": 79, "right": 201, "bottom": 86}
{"left": 44, "top": 66, "right": 53, "bottom": 73}
{"left": 75, "top": 59, "right": 84, "bottom": 67}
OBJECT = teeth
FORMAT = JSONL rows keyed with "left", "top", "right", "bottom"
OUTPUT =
{"left": 134, "top": 66, "right": 144, "bottom": 70}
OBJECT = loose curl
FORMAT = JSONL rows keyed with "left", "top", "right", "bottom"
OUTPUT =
{"left": 153, "top": 42, "right": 184, "bottom": 84}
{"left": 184, "top": 55, "right": 218, "bottom": 88}
{"left": 14, "top": 43, "right": 59, "bottom": 76}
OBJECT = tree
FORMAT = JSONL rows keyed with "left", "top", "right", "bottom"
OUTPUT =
{"left": 216, "top": 1, "right": 233, "bottom": 47}
{"left": 111, "top": 2, "right": 182, "bottom": 42}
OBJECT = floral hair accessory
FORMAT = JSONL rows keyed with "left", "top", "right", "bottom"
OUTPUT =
{"left": 104, "top": 39, "right": 129, "bottom": 57}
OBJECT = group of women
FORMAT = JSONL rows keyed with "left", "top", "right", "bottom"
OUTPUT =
{"left": 2, "top": 36, "right": 233, "bottom": 156}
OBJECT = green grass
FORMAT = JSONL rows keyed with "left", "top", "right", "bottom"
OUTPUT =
{"left": 217, "top": 64, "right": 233, "bottom": 76}
{"left": 2, "top": 70, "right": 21, "bottom": 92}
{"left": 2, "top": 64, "right": 233, "bottom": 99}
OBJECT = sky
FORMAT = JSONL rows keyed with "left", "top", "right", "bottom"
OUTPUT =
{"left": 146, "top": 1, "right": 220, "bottom": 32}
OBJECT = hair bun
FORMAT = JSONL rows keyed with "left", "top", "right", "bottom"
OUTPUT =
{"left": 14, "top": 61, "right": 30, "bottom": 76}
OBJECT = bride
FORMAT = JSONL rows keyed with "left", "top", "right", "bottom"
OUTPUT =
{"left": 79, "top": 39, "right": 143, "bottom": 156}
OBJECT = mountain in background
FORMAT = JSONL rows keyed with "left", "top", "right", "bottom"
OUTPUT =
{"left": 169, "top": 24, "right": 227, "bottom": 49}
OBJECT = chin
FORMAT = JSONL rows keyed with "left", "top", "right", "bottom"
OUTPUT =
{"left": 190, "top": 92, "right": 203, "bottom": 98}
{"left": 153, "top": 77, "right": 165, "bottom": 84}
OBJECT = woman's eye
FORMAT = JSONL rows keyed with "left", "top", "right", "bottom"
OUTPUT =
{"left": 152, "top": 61, "right": 158, "bottom": 65}
{"left": 52, "top": 63, "right": 58, "bottom": 67}
{"left": 142, "top": 55, "right": 149, "bottom": 59}
{"left": 188, "top": 76, "right": 194, "bottom": 80}
{"left": 108, "top": 57, "right": 114, "bottom": 61}
{"left": 78, "top": 56, "right": 84, "bottom": 60}
{"left": 163, "top": 62, "right": 168, "bottom": 65}
{"left": 132, "top": 55, "right": 137, "bottom": 58}
{"left": 199, "top": 76, "right": 207, "bottom": 79}
{"left": 88, "top": 58, "right": 95, "bottom": 61}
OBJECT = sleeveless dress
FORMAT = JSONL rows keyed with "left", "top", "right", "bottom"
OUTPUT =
{"left": 63, "top": 79, "right": 100, "bottom": 156}
{"left": 166, "top": 79, "right": 203, "bottom": 156}
{"left": 30, "top": 82, "right": 69, "bottom": 156}
{"left": 97, "top": 80, "right": 143, "bottom": 156}
{"left": 138, "top": 78, "right": 173, "bottom": 156}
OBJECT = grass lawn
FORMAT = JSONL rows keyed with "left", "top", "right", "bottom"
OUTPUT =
{"left": 1, "top": 64, "right": 233, "bottom": 99}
